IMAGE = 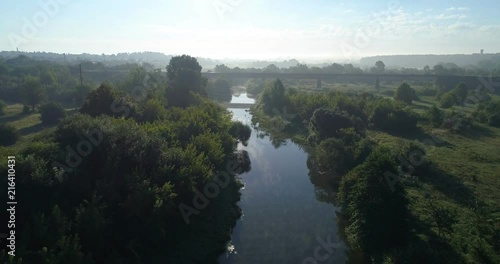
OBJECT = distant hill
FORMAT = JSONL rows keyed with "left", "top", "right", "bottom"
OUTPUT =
{"left": 360, "top": 54, "right": 500, "bottom": 69}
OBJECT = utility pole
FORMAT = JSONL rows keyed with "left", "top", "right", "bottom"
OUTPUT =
{"left": 79, "top": 64, "right": 84, "bottom": 103}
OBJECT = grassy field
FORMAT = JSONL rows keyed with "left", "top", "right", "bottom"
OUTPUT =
{"left": 0, "top": 103, "right": 77, "bottom": 152}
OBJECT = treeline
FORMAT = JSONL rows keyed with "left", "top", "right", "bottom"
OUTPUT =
{"left": 0, "top": 55, "right": 251, "bottom": 263}
{"left": 213, "top": 59, "right": 500, "bottom": 76}
{"left": 253, "top": 79, "right": 500, "bottom": 263}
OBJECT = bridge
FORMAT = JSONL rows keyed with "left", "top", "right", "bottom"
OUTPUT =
{"left": 202, "top": 72, "right": 500, "bottom": 91}
{"left": 220, "top": 102, "right": 255, "bottom": 109}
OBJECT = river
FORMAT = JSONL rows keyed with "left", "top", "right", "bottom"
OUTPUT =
{"left": 219, "top": 94, "right": 346, "bottom": 264}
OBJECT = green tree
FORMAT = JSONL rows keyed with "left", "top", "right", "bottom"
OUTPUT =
{"left": 22, "top": 76, "right": 46, "bottom": 111}
{"left": 454, "top": 82, "right": 468, "bottom": 105}
{"left": 40, "top": 69, "right": 57, "bottom": 86}
{"left": 139, "top": 98, "right": 167, "bottom": 123}
{"left": 440, "top": 92, "right": 456, "bottom": 108}
{"left": 80, "top": 83, "right": 136, "bottom": 118}
{"left": 40, "top": 102, "right": 66, "bottom": 125}
{"left": 259, "top": 79, "right": 286, "bottom": 114}
{"left": 338, "top": 146, "right": 410, "bottom": 260}
{"left": 426, "top": 105, "right": 443, "bottom": 127}
{"left": 309, "top": 108, "right": 360, "bottom": 142}
{"left": 166, "top": 55, "right": 206, "bottom": 106}
{"left": 394, "top": 82, "right": 416, "bottom": 104}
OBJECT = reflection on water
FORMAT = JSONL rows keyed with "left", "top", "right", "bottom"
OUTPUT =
{"left": 219, "top": 105, "right": 346, "bottom": 264}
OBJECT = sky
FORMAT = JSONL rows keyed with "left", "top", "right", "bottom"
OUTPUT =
{"left": 1, "top": 0, "right": 499, "bottom": 61}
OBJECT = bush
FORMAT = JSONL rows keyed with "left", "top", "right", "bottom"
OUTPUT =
{"left": 394, "top": 82, "right": 417, "bottom": 104}
{"left": 80, "top": 83, "right": 136, "bottom": 118}
{"left": 426, "top": 105, "right": 443, "bottom": 127}
{"left": 368, "top": 99, "right": 418, "bottom": 133}
{"left": 0, "top": 124, "right": 20, "bottom": 146}
{"left": 0, "top": 100, "right": 5, "bottom": 116}
{"left": 440, "top": 92, "right": 456, "bottom": 108}
{"left": 139, "top": 98, "right": 167, "bottom": 123}
{"left": 40, "top": 102, "right": 66, "bottom": 125}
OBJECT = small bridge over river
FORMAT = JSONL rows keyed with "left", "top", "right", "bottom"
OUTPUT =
{"left": 220, "top": 102, "right": 254, "bottom": 109}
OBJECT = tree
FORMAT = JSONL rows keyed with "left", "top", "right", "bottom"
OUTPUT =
{"left": 139, "top": 98, "right": 167, "bottom": 123}
{"left": 40, "top": 69, "right": 57, "bottom": 86}
{"left": 80, "top": 83, "right": 136, "bottom": 118}
{"left": 22, "top": 76, "right": 46, "bottom": 111}
{"left": 338, "top": 146, "right": 410, "bottom": 259}
{"left": 426, "top": 105, "right": 443, "bottom": 127}
{"left": 375, "top": 60, "right": 385, "bottom": 72}
{"left": 40, "top": 102, "right": 66, "bottom": 125}
{"left": 440, "top": 92, "right": 456, "bottom": 108}
{"left": 166, "top": 55, "right": 206, "bottom": 106}
{"left": 309, "top": 108, "right": 359, "bottom": 141}
{"left": 454, "top": 82, "right": 468, "bottom": 104}
{"left": 433, "top": 65, "right": 446, "bottom": 75}
{"left": 214, "top": 64, "right": 231, "bottom": 73}
{"left": 394, "top": 82, "right": 416, "bottom": 104}
{"left": 0, "top": 124, "right": 19, "bottom": 146}
{"left": 259, "top": 79, "right": 287, "bottom": 114}
{"left": 371, "top": 60, "right": 385, "bottom": 74}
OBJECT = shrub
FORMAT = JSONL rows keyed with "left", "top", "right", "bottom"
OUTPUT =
{"left": 139, "top": 99, "right": 167, "bottom": 123}
{"left": 426, "top": 105, "right": 444, "bottom": 127}
{"left": 368, "top": 99, "right": 417, "bottom": 133}
{"left": 40, "top": 102, "right": 66, "bottom": 125}
{"left": 0, "top": 124, "right": 20, "bottom": 146}
{"left": 440, "top": 92, "right": 456, "bottom": 108}
{"left": 394, "top": 82, "right": 417, "bottom": 104}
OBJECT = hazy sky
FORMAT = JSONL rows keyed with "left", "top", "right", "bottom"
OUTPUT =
{"left": 1, "top": 0, "right": 499, "bottom": 61}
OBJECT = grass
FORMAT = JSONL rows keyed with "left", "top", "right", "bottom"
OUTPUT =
{"left": 0, "top": 103, "right": 76, "bottom": 153}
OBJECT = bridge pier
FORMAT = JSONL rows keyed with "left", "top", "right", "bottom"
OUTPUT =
{"left": 316, "top": 79, "right": 322, "bottom": 89}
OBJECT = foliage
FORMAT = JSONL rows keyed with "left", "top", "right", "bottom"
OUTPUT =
{"left": 426, "top": 105, "right": 444, "bottom": 127}
{"left": 229, "top": 121, "right": 252, "bottom": 142}
{"left": 0, "top": 124, "right": 20, "bottom": 146}
{"left": 166, "top": 55, "right": 207, "bottom": 106}
{"left": 394, "top": 82, "right": 417, "bottom": 104}
{"left": 474, "top": 99, "right": 500, "bottom": 128}
{"left": 39, "top": 102, "right": 66, "bottom": 125}
{"left": 366, "top": 99, "right": 418, "bottom": 133}
{"left": 138, "top": 98, "right": 167, "bottom": 123}
{"left": 1, "top": 95, "right": 251, "bottom": 263}
{"left": 338, "top": 146, "right": 410, "bottom": 260}
{"left": 259, "top": 79, "right": 287, "bottom": 115}
{"left": 22, "top": 76, "right": 46, "bottom": 111}
{"left": 309, "top": 108, "right": 363, "bottom": 142}
{"left": 80, "top": 83, "right": 136, "bottom": 118}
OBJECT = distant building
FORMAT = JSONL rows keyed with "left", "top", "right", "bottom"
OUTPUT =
{"left": 481, "top": 49, "right": 484, "bottom": 55}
